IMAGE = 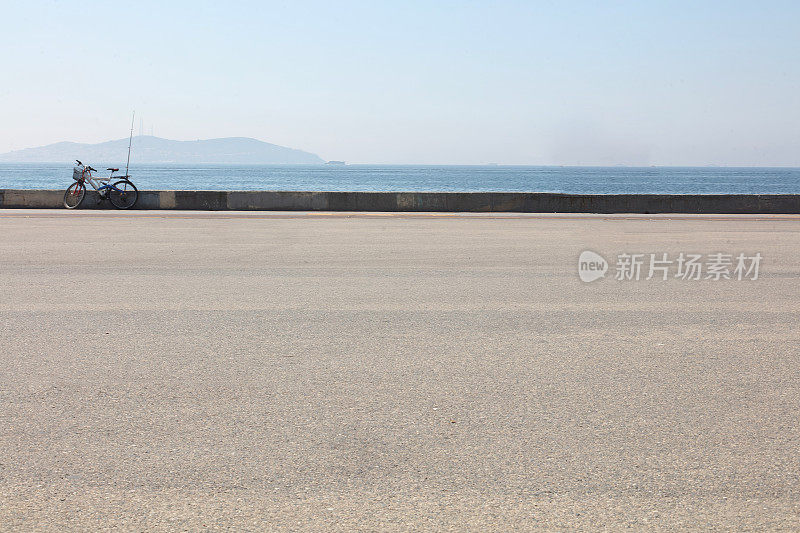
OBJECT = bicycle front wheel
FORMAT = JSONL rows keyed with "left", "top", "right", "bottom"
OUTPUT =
{"left": 64, "top": 182, "right": 86, "bottom": 209}
{"left": 109, "top": 180, "right": 138, "bottom": 209}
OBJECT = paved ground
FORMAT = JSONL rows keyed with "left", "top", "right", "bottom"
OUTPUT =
{"left": 1, "top": 210, "right": 799, "bottom": 531}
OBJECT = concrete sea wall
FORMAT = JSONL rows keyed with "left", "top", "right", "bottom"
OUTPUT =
{"left": 0, "top": 189, "right": 798, "bottom": 213}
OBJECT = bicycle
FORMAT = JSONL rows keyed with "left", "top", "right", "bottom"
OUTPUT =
{"left": 64, "top": 160, "right": 138, "bottom": 209}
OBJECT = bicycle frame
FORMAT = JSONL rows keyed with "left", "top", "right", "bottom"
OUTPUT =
{"left": 79, "top": 168, "right": 129, "bottom": 196}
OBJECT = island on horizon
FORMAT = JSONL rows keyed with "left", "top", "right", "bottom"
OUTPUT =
{"left": 0, "top": 136, "right": 325, "bottom": 165}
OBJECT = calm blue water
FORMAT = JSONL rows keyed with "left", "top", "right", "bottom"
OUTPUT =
{"left": 1, "top": 163, "right": 799, "bottom": 194}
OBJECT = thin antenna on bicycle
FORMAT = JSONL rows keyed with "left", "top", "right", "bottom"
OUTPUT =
{"left": 125, "top": 111, "right": 135, "bottom": 178}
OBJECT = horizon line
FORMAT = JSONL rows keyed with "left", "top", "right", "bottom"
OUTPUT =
{"left": 1, "top": 161, "right": 799, "bottom": 169}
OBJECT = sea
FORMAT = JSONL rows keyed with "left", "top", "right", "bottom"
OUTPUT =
{"left": 1, "top": 163, "right": 799, "bottom": 194}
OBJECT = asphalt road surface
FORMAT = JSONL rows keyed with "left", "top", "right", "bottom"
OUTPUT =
{"left": 1, "top": 210, "right": 799, "bottom": 531}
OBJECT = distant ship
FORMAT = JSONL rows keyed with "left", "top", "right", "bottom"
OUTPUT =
{"left": 326, "top": 160, "right": 346, "bottom": 165}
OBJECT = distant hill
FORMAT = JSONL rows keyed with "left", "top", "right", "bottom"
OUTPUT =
{"left": 0, "top": 136, "right": 325, "bottom": 164}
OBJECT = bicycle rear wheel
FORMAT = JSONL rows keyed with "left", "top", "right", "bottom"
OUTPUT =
{"left": 64, "top": 182, "right": 86, "bottom": 209}
{"left": 109, "top": 180, "right": 138, "bottom": 209}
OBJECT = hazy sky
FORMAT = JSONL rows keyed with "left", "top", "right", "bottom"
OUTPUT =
{"left": 2, "top": 0, "right": 798, "bottom": 165}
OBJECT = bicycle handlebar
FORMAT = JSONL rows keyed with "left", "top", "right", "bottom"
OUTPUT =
{"left": 74, "top": 160, "right": 98, "bottom": 173}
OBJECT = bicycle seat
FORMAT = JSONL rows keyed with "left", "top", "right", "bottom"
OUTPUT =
{"left": 107, "top": 168, "right": 119, "bottom": 172}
